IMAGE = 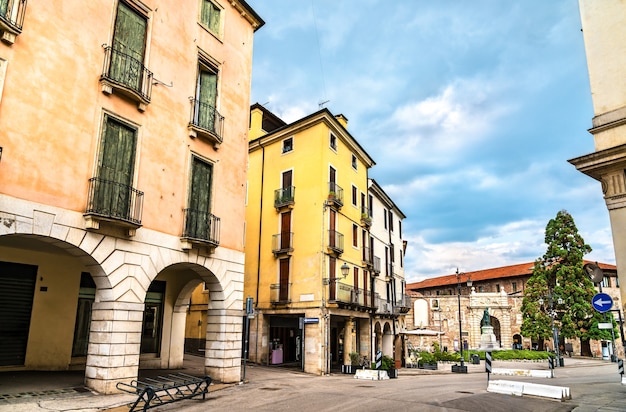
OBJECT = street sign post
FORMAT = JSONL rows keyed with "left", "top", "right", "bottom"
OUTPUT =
{"left": 592, "top": 293, "right": 614, "bottom": 313}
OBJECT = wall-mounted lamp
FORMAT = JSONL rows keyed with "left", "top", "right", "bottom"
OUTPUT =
{"left": 340, "top": 262, "right": 350, "bottom": 279}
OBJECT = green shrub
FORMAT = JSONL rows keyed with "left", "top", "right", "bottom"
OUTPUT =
{"left": 381, "top": 355, "right": 395, "bottom": 370}
{"left": 464, "top": 349, "right": 554, "bottom": 361}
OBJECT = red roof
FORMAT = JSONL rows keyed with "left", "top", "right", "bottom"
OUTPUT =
{"left": 407, "top": 260, "right": 617, "bottom": 291}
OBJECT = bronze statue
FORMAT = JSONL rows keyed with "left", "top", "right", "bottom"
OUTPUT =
{"left": 481, "top": 308, "right": 491, "bottom": 327}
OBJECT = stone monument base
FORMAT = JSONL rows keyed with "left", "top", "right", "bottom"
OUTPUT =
{"left": 479, "top": 325, "right": 500, "bottom": 350}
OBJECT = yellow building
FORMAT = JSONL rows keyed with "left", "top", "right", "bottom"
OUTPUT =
{"left": 569, "top": 1, "right": 626, "bottom": 314}
{"left": 0, "top": 0, "right": 262, "bottom": 393}
{"left": 244, "top": 104, "right": 408, "bottom": 374}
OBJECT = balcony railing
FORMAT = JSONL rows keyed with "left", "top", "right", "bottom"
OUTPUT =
{"left": 270, "top": 283, "right": 291, "bottom": 304}
{"left": 101, "top": 45, "right": 153, "bottom": 107}
{"left": 274, "top": 186, "right": 295, "bottom": 210}
{"left": 85, "top": 177, "right": 144, "bottom": 226}
{"left": 181, "top": 208, "right": 220, "bottom": 248}
{"left": 329, "top": 282, "right": 377, "bottom": 309}
{"left": 362, "top": 246, "right": 373, "bottom": 267}
{"left": 272, "top": 232, "right": 293, "bottom": 256}
{"left": 327, "top": 230, "right": 344, "bottom": 255}
{"left": 375, "top": 296, "right": 392, "bottom": 314}
{"left": 372, "top": 256, "right": 381, "bottom": 275}
{"left": 394, "top": 295, "right": 412, "bottom": 314}
{"left": 327, "top": 182, "right": 344, "bottom": 207}
{"left": 188, "top": 98, "right": 224, "bottom": 147}
{"left": 0, "top": 0, "right": 26, "bottom": 43}
{"left": 360, "top": 207, "right": 372, "bottom": 227}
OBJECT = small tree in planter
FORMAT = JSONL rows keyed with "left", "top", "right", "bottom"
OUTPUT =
{"left": 342, "top": 352, "right": 360, "bottom": 374}
{"left": 418, "top": 351, "right": 438, "bottom": 370}
{"left": 381, "top": 355, "right": 398, "bottom": 378}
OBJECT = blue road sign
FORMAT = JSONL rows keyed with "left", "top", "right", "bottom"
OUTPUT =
{"left": 592, "top": 293, "right": 614, "bottom": 313}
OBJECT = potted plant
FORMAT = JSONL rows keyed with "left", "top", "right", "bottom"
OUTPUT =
{"left": 417, "top": 351, "right": 438, "bottom": 370}
{"left": 342, "top": 352, "right": 360, "bottom": 374}
{"left": 381, "top": 355, "right": 397, "bottom": 378}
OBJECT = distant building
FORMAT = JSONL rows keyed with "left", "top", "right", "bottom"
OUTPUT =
{"left": 406, "top": 262, "right": 622, "bottom": 359}
{"left": 569, "top": 0, "right": 626, "bottom": 318}
{"left": 242, "top": 104, "right": 409, "bottom": 374}
{"left": 0, "top": 0, "right": 262, "bottom": 393}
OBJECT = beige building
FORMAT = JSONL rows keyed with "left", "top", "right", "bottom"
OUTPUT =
{"left": 569, "top": 1, "right": 626, "bottom": 316}
{"left": 243, "top": 105, "right": 409, "bottom": 374}
{"left": 0, "top": 0, "right": 262, "bottom": 393}
{"left": 406, "top": 262, "right": 622, "bottom": 359}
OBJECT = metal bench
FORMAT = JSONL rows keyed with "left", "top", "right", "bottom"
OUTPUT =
{"left": 116, "top": 373, "right": 212, "bottom": 412}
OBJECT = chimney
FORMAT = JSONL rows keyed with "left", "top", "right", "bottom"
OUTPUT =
{"left": 335, "top": 114, "right": 348, "bottom": 128}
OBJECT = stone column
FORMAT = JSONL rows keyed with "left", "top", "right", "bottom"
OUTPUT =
{"left": 167, "top": 305, "right": 188, "bottom": 369}
{"left": 205, "top": 308, "right": 243, "bottom": 383}
{"left": 85, "top": 301, "right": 144, "bottom": 394}
{"left": 343, "top": 317, "right": 354, "bottom": 365}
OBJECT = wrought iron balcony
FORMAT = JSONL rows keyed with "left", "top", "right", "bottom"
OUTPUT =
{"left": 372, "top": 256, "right": 381, "bottom": 275}
{"left": 188, "top": 98, "right": 224, "bottom": 149}
{"left": 100, "top": 45, "right": 153, "bottom": 110}
{"left": 375, "top": 296, "right": 393, "bottom": 315}
{"left": 181, "top": 208, "right": 220, "bottom": 249}
{"left": 327, "top": 229, "right": 344, "bottom": 255}
{"left": 270, "top": 283, "right": 291, "bottom": 305}
{"left": 272, "top": 232, "right": 293, "bottom": 256}
{"left": 327, "top": 182, "right": 344, "bottom": 208}
{"left": 84, "top": 177, "right": 143, "bottom": 234}
{"left": 0, "top": 0, "right": 26, "bottom": 44}
{"left": 274, "top": 186, "right": 295, "bottom": 210}
{"left": 394, "top": 295, "right": 412, "bottom": 314}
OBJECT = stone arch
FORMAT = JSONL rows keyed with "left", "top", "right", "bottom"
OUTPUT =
{"left": 413, "top": 298, "right": 429, "bottom": 328}
{"left": 490, "top": 316, "right": 501, "bottom": 345}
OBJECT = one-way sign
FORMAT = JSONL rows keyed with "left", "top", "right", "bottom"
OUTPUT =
{"left": 592, "top": 293, "right": 613, "bottom": 313}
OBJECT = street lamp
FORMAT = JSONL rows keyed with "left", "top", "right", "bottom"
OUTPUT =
{"left": 452, "top": 268, "right": 472, "bottom": 373}
{"left": 538, "top": 294, "right": 564, "bottom": 364}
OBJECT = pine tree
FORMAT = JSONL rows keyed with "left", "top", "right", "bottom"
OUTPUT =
{"left": 521, "top": 210, "right": 597, "bottom": 353}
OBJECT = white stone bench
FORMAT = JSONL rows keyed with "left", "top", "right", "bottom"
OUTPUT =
{"left": 487, "top": 379, "right": 570, "bottom": 401}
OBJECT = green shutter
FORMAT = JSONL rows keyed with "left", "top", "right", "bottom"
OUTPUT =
{"left": 201, "top": 0, "right": 220, "bottom": 34}
{"left": 0, "top": 0, "right": 8, "bottom": 17}
{"left": 187, "top": 158, "right": 213, "bottom": 238}
{"left": 197, "top": 68, "right": 217, "bottom": 131}
{"left": 97, "top": 116, "right": 137, "bottom": 218}
{"left": 110, "top": 2, "right": 147, "bottom": 90}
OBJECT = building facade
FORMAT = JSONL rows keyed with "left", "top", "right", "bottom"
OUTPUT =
{"left": 406, "top": 262, "right": 622, "bottom": 359}
{"left": 569, "top": 0, "right": 626, "bottom": 316}
{"left": 244, "top": 104, "right": 409, "bottom": 374}
{"left": 0, "top": 0, "right": 262, "bottom": 393}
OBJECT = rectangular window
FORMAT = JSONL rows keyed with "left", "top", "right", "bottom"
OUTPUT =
{"left": 368, "top": 194, "right": 373, "bottom": 217}
{"left": 512, "top": 282, "right": 517, "bottom": 292}
{"left": 329, "top": 133, "right": 337, "bottom": 151}
{"left": 185, "top": 157, "right": 216, "bottom": 241}
{"left": 93, "top": 114, "right": 138, "bottom": 220}
{"left": 72, "top": 272, "right": 96, "bottom": 357}
{"left": 108, "top": 2, "right": 148, "bottom": 94}
{"left": 399, "top": 220, "right": 402, "bottom": 237}
{"left": 601, "top": 276, "right": 611, "bottom": 288}
{"left": 191, "top": 58, "right": 222, "bottom": 139}
{"left": 496, "top": 284, "right": 500, "bottom": 292}
{"left": 384, "top": 209, "right": 388, "bottom": 229}
{"left": 200, "top": 0, "right": 221, "bottom": 35}
{"left": 279, "top": 258, "right": 290, "bottom": 302}
{"left": 389, "top": 211, "right": 394, "bottom": 232}
{"left": 282, "top": 137, "right": 293, "bottom": 153}
{"left": 351, "top": 185, "right": 357, "bottom": 206}
{"left": 352, "top": 224, "right": 358, "bottom": 247}
{"left": 352, "top": 154, "right": 357, "bottom": 170}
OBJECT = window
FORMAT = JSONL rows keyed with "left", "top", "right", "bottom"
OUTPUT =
{"left": 495, "top": 284, "right": 500, "bottom": 293}
{"left": 184, "top": 156, "right": 219, "bottom": 245}
{"left": 351, "top": 154, "right": 357, "bottom": 170}
{"left": 384, "top": 209, "right": 388, "bottom": 229}
{"left": 512, "top": 282, "right": 517, "bottom": 292}
{"left": 389, "top": 211, "right": 394, "bottom": 232}
{"left": 368, "top": 194, "right": 373, "bottom": 216}
{"left": 200, "top": 0, "right": 221, "bottom": 35}
{"left": 72, "top": 273, "right": 96, "bottom": 357}
{"left": 190, "top": 57, "right": 223, "bottom": 145}
{"left": 352, "top": 224, "right": 358, "bottom": 247}
{"left": 351, "top": 185, "right": 357, "bottom": 206}
{"left": 330, "top": 133, "right": 337, "bottom": 151}
{"left": 282, "top": 137, "right": 293, "bottom": 153}
{"left": 103, "top": 1, "right": 151, "bottom": 105}
{"left": 141, "top": 281, "right": 166, "bottom": 354}
{"left": 601, "top": 276, "right": 611, "bottom": 288}
{"left": 399, "top": 220, "right": 402, "bottom": 237}
{"left": 0, "top": 0, "right": 27, "bottom": 44}
{"left": 91, "top": 114, "right": 139, "bottom": 222}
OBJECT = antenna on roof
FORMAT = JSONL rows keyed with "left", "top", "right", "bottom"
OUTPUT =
{"left": 318, "top": 99, "right": 330, "bottom": 109}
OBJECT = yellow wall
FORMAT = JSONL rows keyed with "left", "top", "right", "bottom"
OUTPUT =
{"left": 246, "top": 111, "right": 371, "bottom": 308}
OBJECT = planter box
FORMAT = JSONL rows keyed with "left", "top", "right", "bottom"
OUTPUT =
{"left": 418, "top": 363, "right": 438, "bottom": 370}
{"left": 342, "top": 365, "right": 358, "bottom": 374}
{"left": 387, "top": 368, "right": 398, "bottom": 378}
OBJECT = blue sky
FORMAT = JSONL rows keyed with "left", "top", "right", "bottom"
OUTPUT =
{"left": 246, "top": 0, "right": 615, "bottom": 282}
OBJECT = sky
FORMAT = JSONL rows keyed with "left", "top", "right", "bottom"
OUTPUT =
{"left": 245, "top": 0, "right": 615, "bottom": 283}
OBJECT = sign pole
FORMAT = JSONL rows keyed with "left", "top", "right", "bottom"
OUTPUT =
{"left": 485, "top": 351, "right": 492, "bottom": 382}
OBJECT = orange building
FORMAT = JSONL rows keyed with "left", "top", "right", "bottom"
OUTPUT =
{"left": 0, "top": 0, "right": 262, "bottom": 393}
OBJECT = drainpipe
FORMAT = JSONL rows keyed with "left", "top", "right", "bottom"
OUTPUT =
{"left": 254, "top": 141, "right": 266, "bottom": 363}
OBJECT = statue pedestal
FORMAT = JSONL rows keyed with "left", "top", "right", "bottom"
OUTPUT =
{"left": 479, "top": 326, "right": 500, "bottom": 350}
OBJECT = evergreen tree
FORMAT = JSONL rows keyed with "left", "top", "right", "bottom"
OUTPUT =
{"left": 521, "top": 210, "right": 599, "bottom": 352}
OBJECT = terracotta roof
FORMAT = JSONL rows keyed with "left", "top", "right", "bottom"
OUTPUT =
{"left": 407, "top": 260, "right": 617, "bottom": 291}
